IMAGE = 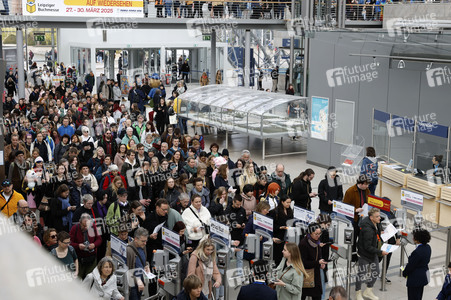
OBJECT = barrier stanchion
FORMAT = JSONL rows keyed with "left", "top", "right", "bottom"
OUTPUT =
{"left": 380, "top": 255, "right": 387, "bottom": 291}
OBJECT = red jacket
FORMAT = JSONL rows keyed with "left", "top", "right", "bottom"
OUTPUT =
{"left": 102, "top": 172, "right": 127, "bottom": 190}
{"left": 69, "top": 223, "right": 102, "bottom": 258}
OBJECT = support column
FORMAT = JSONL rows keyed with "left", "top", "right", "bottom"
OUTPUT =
{"left": 192, "top": 49, "right": 198, "bottom": 82}
{"left": 51, "top": 28, "right": 55, "bottom": 70}
{"left": 154, "top": 49, "right": 158, "bottom": 74}
{"left": 210, "top": 29, "right": 216, "bottom": 84}
{"left": 109, "top": 50, "right": 115, "bottom": 79}
{"left": 16, "top": 29, "right": 25, "bottom": 99}
{"left": 244, "top": 29, "right": 250, "bottom": 88}
{"left": 160, "top": 47, "right": 166, "bottom": 75}
{"left": 289, "top": 37, "right": 294, "bottom": 87}
{"left": 0, "top": 32, "right": 5, "bottom": 181}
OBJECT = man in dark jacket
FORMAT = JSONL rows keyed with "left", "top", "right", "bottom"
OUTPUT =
{"left": 143, "top": 199, "right": 169, "bottom": 265}
{"left": 269, "top": 164, "right": 292, "bottom": 196}
{"left": 225, "top": 195, "right": 247, "bottom": 270}
{"left": 98, "top": 131, "right": 118, "bottom": 158}
{"left": 237, "top": 260, "right": 277, "bottom": 300}
{"left": 318, "top": 167, "right": 343, "bottom": 214}
{"left": 355, "top": 208, "right": 388, "bottom": 300}
{"left": 70, "top": 174, "right": 92, "bottom": 208}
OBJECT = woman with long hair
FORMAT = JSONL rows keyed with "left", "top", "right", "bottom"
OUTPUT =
{"left": 290, "top": 168, "right": 317, "bottom": 210}
{"left": 270, "top": 195, "right": 294, "bottom": 265}
{"left": 42, "top": 228, "right": 58, "bottom": 252}
{"left": 274, "top": 242, "right": 308, "bottom": 300}
{"left": 50, "top": 184, "right": 76, "bottom": 232}
{"left": 238, "top": 161, "right": 258, "bottom": 193}
{"left": 241, "top": 184, "right": 257, "bottom": 217}
{"left": 114, "top": 144, "right": 127, "bottom": 171}
{"left": 187, "top": 238, "right": 221, "bottom": 300}
{"left": 106, "top": 176, "right": 125, "bottom": 204}
{"left": 299, "top": 223, "right": 327, "bottom": 300}
{"left": 173, "top": 221, "right": 193, "bottom": 281}
{"left": 170, "top": 150, "right": 185, "bottom": 175}
{"left": 160, "top": 177, "right": 181, "bottom": 207}
{"left": 253, "top": 174, "right": 268, "bottom": 199}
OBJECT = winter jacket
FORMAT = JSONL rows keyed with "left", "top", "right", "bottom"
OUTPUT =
{"left": 160, "top": 188, "right": 181, "bottom": 207}
{"left": 69, "top": 223, "right": 102, "bottom": 259}
{"left": 182, "top": 205, "right": 211, "bottom": 241}
{"left": 98, "top": 136, "right": 118, "bottom": 158}
{"left": 187, "top": 250, "right": 221, "bottom": 296}
{"left": 402, "top": 243, "right": 432, "bottom": 288}
{"left": 82, "top": 267, "right": 123, "bottom": 300}
{"left": 70, "top": 182, "right": 92, "bottom": 208}
{"left": 343, "top": 184, "right": 369, "bottom": 222}
{"left": 318, "top": 175, "right": 343, "bottom": 213}
{"left": 436, "top": 273, "right": 451, "bottom": 300}
{"left": 274, "top": 258, "right": 304, "bottom": 300}
{"left": 241, "top": 192, "right": 256, "bottom": 217}
{"left": 0, "top": 190, "right": 25, "bottom": 218}
{"left": 30, "top": 140, "right": 52, "bottom": 162}
{"left": 290, "top": 179, "right": 311, "bottom": 210}
{"left": 54, "top": 142, "right": 70, "bottom": 163}
{"left": 357, "top": 216, "right": 382, "bottom": 261}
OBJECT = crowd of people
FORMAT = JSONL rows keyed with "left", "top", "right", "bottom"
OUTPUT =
{"left": 1, "top": 63, "right": 450, "bottom": 300}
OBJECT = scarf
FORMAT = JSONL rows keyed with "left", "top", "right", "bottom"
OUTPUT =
{"left": 199, "top": 254, "right": 214, "bottom": 295}
{"left": 274, "top": 173, "right": 287, "bottom": 190}
{"left": 60, "top": 197, "right": 72, "bottom": 228}
{"left": 307, "top": 234, "right": 320, "bottom": 248}
{"left": 184, "top": 164, "right": 197, "bottom": 175}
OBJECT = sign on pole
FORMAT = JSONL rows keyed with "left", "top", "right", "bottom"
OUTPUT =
{"left": 401, "top": 189, "right": 424, "bottom": 211}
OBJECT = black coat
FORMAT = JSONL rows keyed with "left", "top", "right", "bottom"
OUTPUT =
{"left": 402, "top": 243, "right": 431, "bottom": 287}
{"left": 290, "top": 179, "right": 312, "bottom": 210}
{"left": 318, "top": 176, "right": 343, "bottom": 212}
{"left": 299, "top": 236, "right": 322, "bottom": 297}
{"left": 224, "top": 204, "right": 246, "bottom": 245}
{"left": 237, "top": 283, "right": 277, "bottom": 300}
{"left": 357, "top": 216, "right": 382, "bottom": 260}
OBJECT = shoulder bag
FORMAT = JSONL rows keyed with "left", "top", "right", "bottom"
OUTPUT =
{"left": 189, "top": 206, "right": 210, "bottom": 235}
{"left": 303, "top": 246, "right": 318, "bottom": 288}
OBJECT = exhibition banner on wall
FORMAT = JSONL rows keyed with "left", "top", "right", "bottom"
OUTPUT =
{"left": 22, "top": 0, "right": 143, "bottom": 17}
{"left": 310, "top": 96, "right": 329, "bottom": 141}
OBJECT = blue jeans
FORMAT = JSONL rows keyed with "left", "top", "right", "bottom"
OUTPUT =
{"left": 129, "top": 286, "right": 142, "bottom": 300}
{"left": 320, "top": 268, "right": 326, "bottom": 300}
{"left": 165, "top": 2, "right": 172, "bottom": 17}
{"left": 369, "top": 182, "right": 377, "bottom": 195}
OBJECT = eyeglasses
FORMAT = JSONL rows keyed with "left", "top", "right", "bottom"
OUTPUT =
{"left": 50, "top": 235, "right": 57, "bottom": 239}
{"left": 20, "top": 206, "right": 29, "bottom": 209}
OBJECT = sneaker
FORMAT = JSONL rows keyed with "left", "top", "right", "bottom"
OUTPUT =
{"left": 385, "top": 277, "right": 391, "bottom": 284}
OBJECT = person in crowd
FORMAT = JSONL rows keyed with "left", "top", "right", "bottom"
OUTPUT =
{"left": 432, "top": 154, "right": 445, "bottom": 182}
{"left": 8, "top": 151, "right": 30, "bottom": 193}
{"left": 270, "top": 195, "right": 293, "bottom": 265}
{"left": 182, "top": 194, "right": 211, "bottom": 250}
{"left": 70, "top": 173, "right": 92, "bottom": 208}
{"left": 160, "top": 177, "right": 181, "bottom": 207}
{"left": 126, "top": 227, "right": 150, "bottom": 300}
{"left": 209, "top": 186, "right": 229, "bottom": 218}
{"left": 224, "top": 194, "right": 247, "bottom": 270}
{"left": 435, "top": 262, "right": 451, "bottom": 300}
{"left": 80, "top": 164, "right": 99, "bottom": 193}
{"left": 9, "top": 199, "right": 29, "bottom": 225}
{"left": 51, "top": 231, "right": 79, "bottom": 276}
{"left": 241, "top": 183, "right": 257, "bottom": 217}
{"left": 42, "top": 228, "right": 58, "bottom": 252}
{"left": 343, "top": 174, "right": 371, "bottom": 261}
{"left": 70, "top": 213, "right": 102, "bottom": 279}
{"left": 270, "top": 164, "right": 292, "bottom": 196}
{"left": 402, "top": 229, "right": 432, "bottom": 300}
{"left": 173, "top": 192, "right": 191, "bottom": 214}
{"left": 106, "top": 187, "right": 130, "bottom": 236}
{"left": 237, "top": 259, "right": 277, "bottom": 300}
{"left": 361, "top": 147, "right": 379, "bottom": 195}
{"left": 51, "top": 184, "right": 77, "bottom": 232}
{"left": 243, "top": 201, "right": 271, "bottom": 262}
{"left": 54, "top": 134, "right": 71, "bottom": 163}
{"left": 355, "top": 208, "right": 388, "bottom": 300}
{"left": 5, "top": 133, "right": 30, "bottom": 166}
{"left": 158, "top": 142, "right": 173, "bottom": 162}
{"left": 299, "top": 223, "right": 328, "bottom": 300}
{"left": 318, "top": 167, "right": 343, "bottom": 215}
{"left": 114, "top": 144, "right": 128, "bottom": 171}
{"left": 190, "top": 177, "right": 211, "bottom": 208}
{"left": 274, "top": 242, "right": 308, "bottom": 300}
{"left": 176, "top": 274, "right": 208, "bottom": 300}
{"left": 72, "top": 194, "right": 96, "bottom": 224}
{"left": 317, "top": 214, "right": 333, "bottom": 298}
{"left": 261, "top": 182, "right": 280, "bottom": 211}
{"left": 154, "top": 98, "right": 168, "bottom": 135}
{"left": 183, "top": 157, "right": 198, "bottom": 179}
{"left": 82, "top": 256, "right": 124, "bottom": 300}
{"left": 290, "top": 168, "right": 317, "bottom": 210}
{"left": 187, "top": 238, "right": 222, "bottom": 300}
{"left": 143, "top": 199, "right": 170, "bottom": 264}
{"left": 329, "top": 286, "right": 347, "bottom": 300}
{"left": 22, "top": 211, "right": 44, "bottom": 245}
{"left": 173, "top": 221, "right": 193, "bottom": 281}
{"left": 254, "top": 174, "right": 268, "bottom": 199}
{"left": 121, "top": 149, "right": 140, "bottom": 200}
{"left": 238, "top": 161, "right": 258, "bottom": 193}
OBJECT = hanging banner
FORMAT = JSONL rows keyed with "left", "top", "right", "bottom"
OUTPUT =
{"left": 367, "top": 195, "right": 391, "bottom": 212}
{"left": 22, "top": 0, "right": 143, "bottom": 17}
{"left": 401, "top": 189, "right": 424, "bottom": 211}
{"left": 293, "top": 206, "right": 315, "bottom": 225}
{"left": 210, "top": 218, "right": 231, "bottom": 248}
{"left": 161, "top": 227, "right": 180, "bottom": 254}
{"left": 253, "top": 212, "right": 273, "bottom": 237}
{"left": 310, "top": 96, "right": 329, "bottom": 141}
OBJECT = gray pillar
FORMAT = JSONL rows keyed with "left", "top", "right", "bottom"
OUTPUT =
{"left": 51, "top": 28, "right": 55, "bottom": 68}
{"left": 210, "top": 30, "right": 216, "bottom": 84}
{"left": 109, "top": 50, "right": 115, "bottom": 79}
{"left": 289, "top": 37, "right": 294, "bottom": 87}
{"left": 16, "top": 29, "right": 25, "bottom": 99}
{"left": 154, "top": 49, "right": 158, "bottom": 74}
{"left": 192, "top": 48, "right": 198, "bottom": 82}
{"left": 244, "top": 29, "right": 250, "bottom": 88}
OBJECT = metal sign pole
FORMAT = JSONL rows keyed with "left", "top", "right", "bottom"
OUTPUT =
{"left": 380, "top": 255, "right": 387, "bottom": 291}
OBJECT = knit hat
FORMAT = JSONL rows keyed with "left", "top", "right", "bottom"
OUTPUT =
{"left": 221, "top": 149, "right": 229, "bottom": 156}
{"left": 35, "top": 156, "right": 44, "bottom": 163}
{"left": 214, "top": 156, "right": 227, "bottom": 168}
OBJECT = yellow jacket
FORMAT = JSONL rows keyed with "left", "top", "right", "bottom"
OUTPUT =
{"left": 0, "top": 190, "right": 25, "bottom": 218}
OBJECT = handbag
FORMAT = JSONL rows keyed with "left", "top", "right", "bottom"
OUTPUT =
{"left": 38, "top": 196, "right": 51, "bottom": 212}
{"left": 189, "top": 206, "right": 210, "bottom": 235}
{"left": 303, "top": 246, "right": 318, "bottom": 288}
{"left": 169, "top": 114, "right": 177, "bottom": 125}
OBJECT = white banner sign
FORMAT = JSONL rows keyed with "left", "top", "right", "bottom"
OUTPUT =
{"left": 161, "top": 227, "right": 180, "bottom": 251}
{"left": 332, "top": 200, "right": 355, "bottom": 219}
{"left": 253, "top": 212, "right": 273, "bottom": 233}
{"left": 23, "top": 0, "right": 143, "bottom": 17}
{"left": 293, "top": 206, "right": 315, "bottom": 224}
{"left": 110, "top": 234, "right": 127, "bottom": 263}
{"left": 210, "top": 218, "right": 231, "bottom": 247}
{"left": 401, "top": 189, "right": 424, "bottom": 210}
